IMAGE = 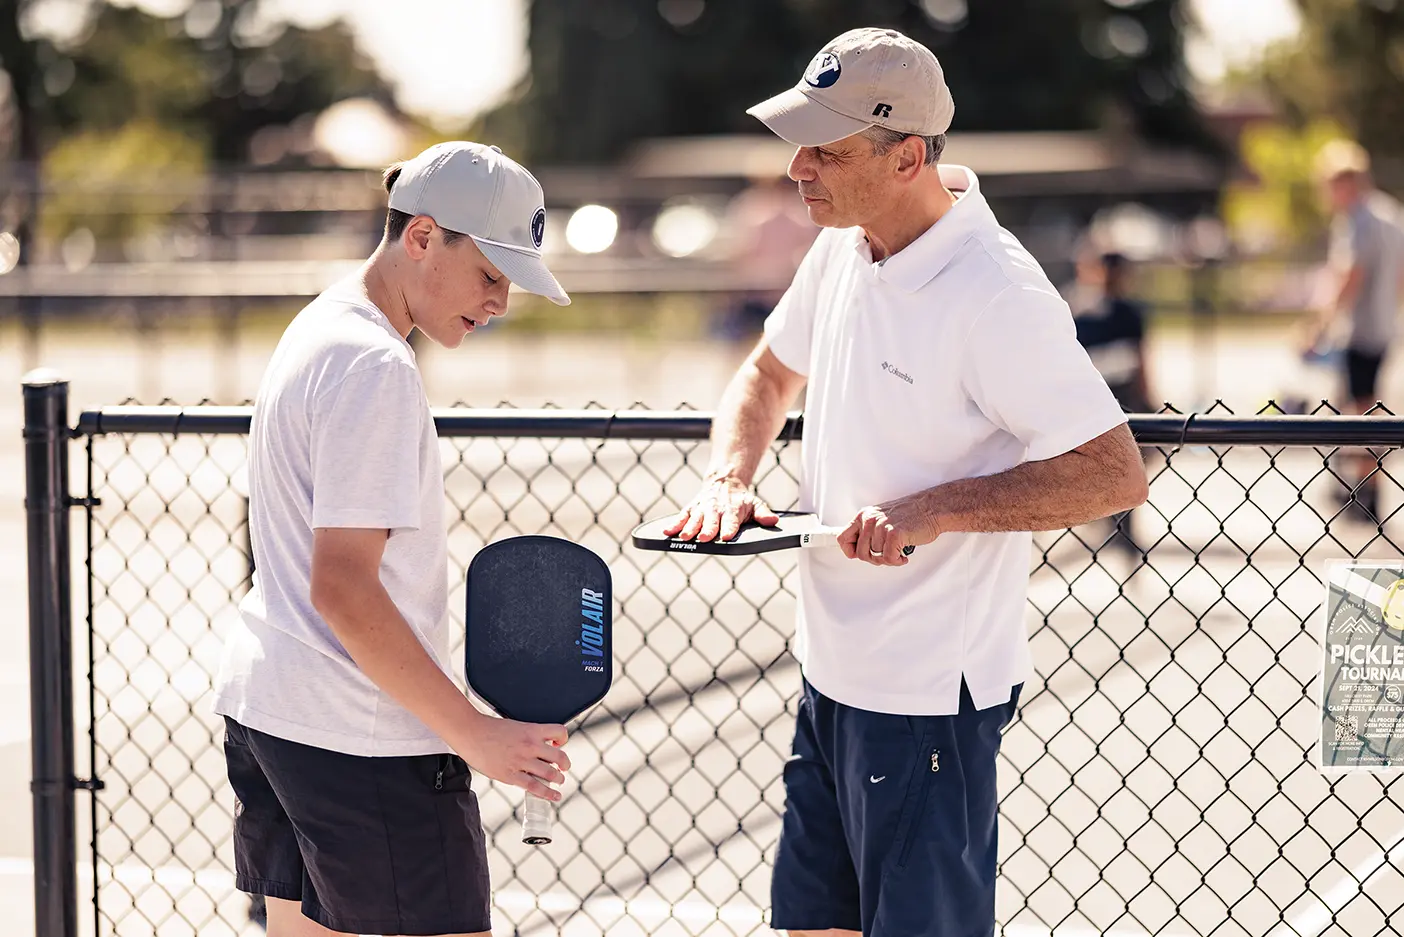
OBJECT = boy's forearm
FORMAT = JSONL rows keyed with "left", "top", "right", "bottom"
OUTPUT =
{"left": 316, "top": 582, "right": 483, "bottom": 749}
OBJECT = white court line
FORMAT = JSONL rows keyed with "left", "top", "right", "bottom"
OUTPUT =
{"left": 1273, "top": 820, "right": 1404, "bottom": 937}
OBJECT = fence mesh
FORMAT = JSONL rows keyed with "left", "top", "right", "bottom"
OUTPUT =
{"left": 74, "top": 401, "right": 1404, "bottom": 937}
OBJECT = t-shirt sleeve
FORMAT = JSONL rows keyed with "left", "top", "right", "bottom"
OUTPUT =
{"left": 962, "top": 284, "right": 1130, "bottom": 462}
{"left": 762, "top": 228, "right": 833, "bottom": 375}
{"left": 1330, "top": 211, "right": 1375, "bottom": 272}
{"left": 310, "top": 362, "right": 426, "bottom": 531}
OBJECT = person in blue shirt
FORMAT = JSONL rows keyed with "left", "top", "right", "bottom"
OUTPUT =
{"left": 1067, "top": 250, "right": 1154, "bottom": 559}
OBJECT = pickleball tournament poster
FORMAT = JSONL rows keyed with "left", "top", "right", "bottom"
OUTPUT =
{"left": 1319, "top": 561, "right": 1404, "bottom": 771}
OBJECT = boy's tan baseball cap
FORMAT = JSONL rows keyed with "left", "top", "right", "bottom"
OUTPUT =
{"left": 388, "top": 141, "right": 570, "bottom": 306}
{"left": 747, "top": 27, "right": 955, "bottom": 147}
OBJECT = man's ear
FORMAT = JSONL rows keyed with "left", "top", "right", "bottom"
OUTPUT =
{"left": 403, "top": 215, "right": 435, "bottom": 258}
{"left": 893, "top": 137, "right": 925, "bottom": 180}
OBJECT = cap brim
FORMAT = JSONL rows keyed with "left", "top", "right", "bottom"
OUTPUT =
{"left": 745, "top": 87, "right": 873, "bottom": 147}
{"left": 474, "top": 239, "right": 571, "bottom": 306}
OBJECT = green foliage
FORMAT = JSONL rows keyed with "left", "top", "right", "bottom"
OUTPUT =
{"left": 39, "top": 118, "right": 207, "bottom": 245}
{"left": 482, "top": 0, "right": 1213, "bottom": 165}
{"left": 1220, "top": 119, "right": 1346, "bottom": 253}
{"left": 1255, "top": 0, "right": 1404, "bottom": 190}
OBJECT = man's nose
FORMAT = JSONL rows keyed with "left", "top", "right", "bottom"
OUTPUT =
{"left": 788, "top": 148, "right": 816, "bottom": 182}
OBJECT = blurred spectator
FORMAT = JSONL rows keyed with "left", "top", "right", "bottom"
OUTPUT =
{"left": 1065, "top": 248, "right": 1154, "bottom": 559}
{"left": 1067, "top": 250, "right": 1154, "bottom": 413}
{"left": 713, "top": 174, "right": 817, "bottom": 341}
{"left": 1301, "top": 140, "right": 1404, "bottom": 520}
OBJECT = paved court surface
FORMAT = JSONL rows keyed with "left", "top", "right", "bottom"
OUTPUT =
{"left": 4, "top": 316, "right": 1404, "bottom": 937}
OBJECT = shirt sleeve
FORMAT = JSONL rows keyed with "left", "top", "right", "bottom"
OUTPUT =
{"left": 962, "top": 283, "right": 1130, "bottom": 462}
{"left": 310, "top": 362, "right": 426, "bottom": 531}
{"left": 1330, "top": 211, "right": 1375, "bottom": 272}
{"left": 762, "top": 228, "right": 834, "bottom": 375}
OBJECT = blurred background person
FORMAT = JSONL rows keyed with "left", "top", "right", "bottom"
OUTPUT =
{"left": 1300, "top": 140, "right": 1404, "bottom": 521}
{"left": 713, "top": 173, "right": 817, "bottom": 344}
{"left": 1066, "top": 248, "right": 1154, "bottom": 559}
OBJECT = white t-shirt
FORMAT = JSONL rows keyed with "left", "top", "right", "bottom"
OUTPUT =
{"left": 763, "top": 165, "right": 1128, "bottom": 717}
{"left": 213, "top": 278, "right": 453, "bottom": 757}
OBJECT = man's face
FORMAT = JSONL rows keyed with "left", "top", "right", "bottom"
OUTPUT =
{"left": 1324, "top": 173, "right": 1362, "bottom": 214}
{"left": 401, "top": 219, "right": 511, "bottom": 349}
{"left": 785, "top": 132, "right": 907, "bottom": 229}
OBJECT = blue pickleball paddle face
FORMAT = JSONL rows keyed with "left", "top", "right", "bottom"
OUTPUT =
{"left": 464, "top": 536, "right": 613, "bottom": 725}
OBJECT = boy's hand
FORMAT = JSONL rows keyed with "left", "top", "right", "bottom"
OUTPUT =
{"left": 452, "top": 713, "right": 571, "bottom": 801}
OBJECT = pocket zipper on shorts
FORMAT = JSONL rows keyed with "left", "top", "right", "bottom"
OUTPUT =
{"left": 898, "top": 748, "right": 940, "bottom": 869}
{"left": 435, "top": 755, "right": 445, "bottom": 790}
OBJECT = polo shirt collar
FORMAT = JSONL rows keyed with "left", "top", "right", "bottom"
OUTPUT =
{"left": 858, "top": 164, "right": 993, "bottom": 293}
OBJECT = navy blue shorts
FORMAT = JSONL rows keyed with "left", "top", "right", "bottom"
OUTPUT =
{"left": 223, "top": 717, "right": 492, "bottom": 936}
{"left": 771, "top": 679, "right": 1021, "bottom": 937}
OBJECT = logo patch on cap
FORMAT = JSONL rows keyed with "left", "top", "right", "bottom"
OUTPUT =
{"left": 804, "top": 52, "right": 841, "bottom": 89}
{"left": 531, "top": 208, "right": 546, "bottom": 249}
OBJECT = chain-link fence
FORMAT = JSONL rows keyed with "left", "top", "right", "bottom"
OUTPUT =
{"left": 24, "top": 384, "right": 1404, "bottom": 937}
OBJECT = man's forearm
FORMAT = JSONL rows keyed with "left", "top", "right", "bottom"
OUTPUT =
{"left": 706, "top": 357, "right": 794, "bottom": 487}
{"left": 316, "top": 583, "right": 482, "bottom": 748}
{"left": 916, "top": 432, "right": 1147, "bottom": 534}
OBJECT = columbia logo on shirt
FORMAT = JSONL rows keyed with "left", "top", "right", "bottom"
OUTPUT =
{"left": 881, "top": 361, "right": 914, "bottom": 385}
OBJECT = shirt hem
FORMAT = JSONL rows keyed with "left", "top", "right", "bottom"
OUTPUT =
{"left": 213, "top": 697, "right": 452, "bottom": 758}
{"left": 800, "top": 670, "right": 1026, "bottom": 716}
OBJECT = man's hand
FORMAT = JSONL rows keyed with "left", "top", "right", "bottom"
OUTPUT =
{"left": 662, "top": 475, "right": 780, "bottom": 543}
{"left": 449, "top": 713, "right": 571, "bottom": 802}
{"left": 837, "top": 494, "right": 940, "bottom": 567}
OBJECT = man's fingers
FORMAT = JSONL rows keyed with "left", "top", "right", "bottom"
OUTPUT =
{"left": 837, "top": 517, "right": 860, "bottom": 560}
{"left": 661, "top": 506, "right": 693, "bottom": 537}
{"left": 697, "top": 502, "right": 725, "bottom": 542}
{"left": 679, "top": 505, "right": 707, "bottom": 541}
{"left": 718, "top": 502, "right": 747, "bottom": 542}
{"left": 750, "top": 497, "right": 780, "bottom": 527}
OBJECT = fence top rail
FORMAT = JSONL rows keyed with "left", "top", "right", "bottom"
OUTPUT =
{"left": 68, "top": 405, "right": 1404, "bottom": 447}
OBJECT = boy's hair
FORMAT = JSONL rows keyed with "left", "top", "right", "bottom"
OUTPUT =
{"left": 381, "top": 163, "right": 468, "bottom": 245}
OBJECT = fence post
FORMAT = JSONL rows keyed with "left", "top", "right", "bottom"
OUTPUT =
{"left": 24, "top": 371, "right": 77, "bottom": 937}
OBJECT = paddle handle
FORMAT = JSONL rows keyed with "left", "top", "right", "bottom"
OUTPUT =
{"left": 800, "top": 529, "right": 915, "bottom": 556}
{"left": 522, "top": 792, "right": 553, "bottom": 845}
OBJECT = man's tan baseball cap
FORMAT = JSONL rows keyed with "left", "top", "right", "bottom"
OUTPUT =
{"left": 1314, "top": 139, "right": 1371, "bottom": 182}
{"left": 747, "top": 27, "right": 955, "bottom": 147}
{"left": 388, "top": 141, "right": 570, "bottom": 306}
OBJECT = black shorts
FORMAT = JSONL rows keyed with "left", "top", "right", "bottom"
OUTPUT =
{"left": 1346, "top": 348, "right": 1386, "bottom": 403}
{"left": 223, "top": 717, "right": 492, "bottom": 935}
{"left": 770, "top": 679, "right": 1021, "bottom": 937}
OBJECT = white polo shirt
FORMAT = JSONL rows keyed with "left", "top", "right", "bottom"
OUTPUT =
{"left": 764, "top": 165, "right": 1128, "bottom": 716}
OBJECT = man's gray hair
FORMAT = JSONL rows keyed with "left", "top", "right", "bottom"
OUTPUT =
{"left": 863, "top": 127, "right": 945, "bottom": 167}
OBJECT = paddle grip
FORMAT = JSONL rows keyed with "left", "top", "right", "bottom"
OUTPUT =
{"left": 522, "top": 792, "right": 554, "bottom": 845}
{"left": 801, "top": 529, "right": 916, "bottom": 556}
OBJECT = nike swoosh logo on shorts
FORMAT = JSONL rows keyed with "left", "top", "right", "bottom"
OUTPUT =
{"left": 869, "top": 775, "right": 886, "bottom": 783}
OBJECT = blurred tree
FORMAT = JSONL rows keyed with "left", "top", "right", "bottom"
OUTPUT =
{"left": 1219, "top": 118, "right": 1346, "bottom": 253}
{"left": 1, "top": 0, "right": 404, "bottom": 255}
{"left": 481, "top": 0, "right": 1212, "bottom": 164}
{"left": 1255, "top": 0, "right": 1404, "bottom": 191}
{"left": 34, "top": 0, "right": 394, "bottom": 164}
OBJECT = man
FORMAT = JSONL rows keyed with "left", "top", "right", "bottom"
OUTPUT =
{"left": 1303, "top": 140, "right": 1404, "bottom": 520}
{"left": 1066, "top": 249, "right": 1155, "bottom": 558}
{"left": 213, "top": 141, "right": 574, "bottom": 937}
{"left": 663, "top": 29, "right": 1147, "bottom": 937}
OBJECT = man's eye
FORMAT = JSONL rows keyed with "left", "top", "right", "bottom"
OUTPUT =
{"left": 484, "top": 273, "right": 499, "bottom": 285}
